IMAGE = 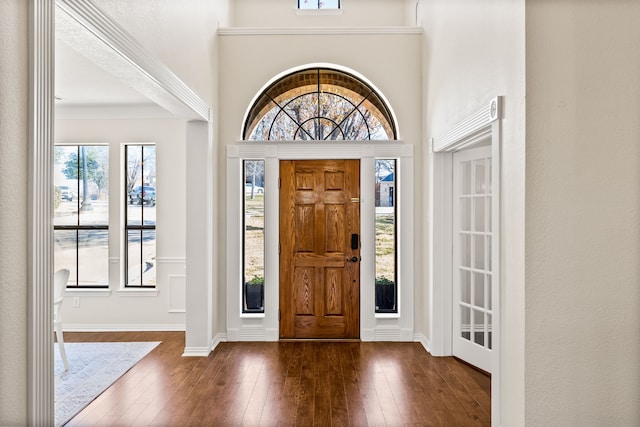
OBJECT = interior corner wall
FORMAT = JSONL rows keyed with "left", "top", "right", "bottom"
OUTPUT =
{"left": 525, "top": 1, "right": 640, "bottom": 424}
{"left": 419, "top": 0, "right": 526, "bottom": 424}
{"left": 0, "top": 1, "right": 28, "bottom": 424}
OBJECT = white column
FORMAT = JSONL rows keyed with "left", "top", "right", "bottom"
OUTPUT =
{"left": 184, "top": 120, "right": 213, "bottom": 355}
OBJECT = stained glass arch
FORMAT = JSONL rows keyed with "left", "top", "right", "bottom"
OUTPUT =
{"left": 243, "top": 67, "right": 397, "bottom": 141}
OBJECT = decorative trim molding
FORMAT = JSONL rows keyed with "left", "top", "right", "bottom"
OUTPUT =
{"left": 211, "top": 333, "right": 227, "bottom": 353}
{"left": 156, "top": 257, "right": 187, "bottom": 264}
{"left": 64, "top": 323, "right": 185, "bottom": 332}
{"left": 432, "top": 97, "right": 502, "bottom": 152}
{"left": 116, "top": 288, "right": 160, "bottom": 297}
{"left": 64, "top": 288, "right": 111, "bottom": 297}
{"left": 218, "top": 26, "right": 423, "bottom": 36}
{"left": 56, "top": 0, "right": 210, "bottom": 121}
{"left": 28, "top": 0, "right": 55, "bottom": 424}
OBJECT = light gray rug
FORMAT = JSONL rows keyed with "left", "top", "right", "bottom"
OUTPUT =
{"left": 55, "top": 341, "right": 160, "bottom": 426}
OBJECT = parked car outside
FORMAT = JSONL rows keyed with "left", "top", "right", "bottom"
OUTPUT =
{"left": 57, "top": 185, "right": 75, "bottom": 201}
{"left": 245, "top": 184, "right": 264, "bottom": 194}
{"left": 129, "top": 185, "right": 156, "bottom": 206}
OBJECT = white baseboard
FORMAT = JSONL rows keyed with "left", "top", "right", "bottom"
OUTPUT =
{"left": 63, "top": 323, "right": 185, "bottom": 332}
{"left": 211, "top": 333, "right": 227, "bottom": 351}
{"left": 414, "top": 333, "right": 432, "bottom": 353}
{"left": 182, "top": 347, "right": 211, "bottom": 357}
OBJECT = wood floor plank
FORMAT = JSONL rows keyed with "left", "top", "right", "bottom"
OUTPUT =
{"left": 62, "top": 332, "right": 490, "bottom": 426}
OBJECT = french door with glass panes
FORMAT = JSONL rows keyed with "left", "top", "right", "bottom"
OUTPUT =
{"left": 452, "top": 145, "right": 493, "bottom": 373}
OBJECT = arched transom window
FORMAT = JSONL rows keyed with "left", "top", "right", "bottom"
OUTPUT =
{"left": 243, "top": 67, "right": 397, "bottom": 141}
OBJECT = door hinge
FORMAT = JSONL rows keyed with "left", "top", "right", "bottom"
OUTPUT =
{"left": 279, "top": 242, "right": 281, "bottom": 255}
{"left": 279, "top": 309, "right": 281, "bottom": 321}
{"left": 278, "top": 178, "right": 281, "bottom": 188}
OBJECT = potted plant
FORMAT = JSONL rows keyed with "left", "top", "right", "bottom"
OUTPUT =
{"left": 375, "top": 276, "right": 395, "bottom": 311}
{"left": 244, "top": 275, "right": 264, "bottom": 311}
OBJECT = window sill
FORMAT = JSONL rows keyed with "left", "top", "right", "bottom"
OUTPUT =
{"left": 296, "top": 9, "right": 342, "bottom": 16}
{"left": 375, "top": 312, "right": 400, "bottom": 319}
{"left": 64, "top": 288, "right": 111, "bottom": 297}
{"left": 116, "top": 288, "right": 159, "bottom": 297}
{"left": 240, "top": 313, "right": 265, "bottom": 319}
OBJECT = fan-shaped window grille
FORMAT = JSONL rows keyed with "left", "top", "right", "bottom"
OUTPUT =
{"left": 244, "top": 68, "right": 397, "bottom": 141}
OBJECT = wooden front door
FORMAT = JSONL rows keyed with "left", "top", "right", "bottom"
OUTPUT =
{"left": 279, "top": 160, "right": 360, "bottom": 339}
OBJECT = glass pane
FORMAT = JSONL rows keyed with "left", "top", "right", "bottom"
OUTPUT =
{"left": 487, "top": 196, "right": 492, "bottom": 232}
{"left": 474, "top": 234, "right": 485, "bottom": 270}
{"left": 244, "top": 160, "right": 265, "bottom": 312}
{"left": 474, "top": 309, "right": 485, "bottom": 346}
{"left": 126, "top": 145, "right": 156, "bottom": 226}
{"left": 460, "top": 269, "right": 471, "bottom": 304}
{"left": 462, "top": 161, "right": 472, "bottom": 195}
{"left": 474, "top": 272, "right": 485, "bottom": 308}
{"left": 487, "top": 235, "right": 492, "bottom": 271}
{"left": 248, "top": 104, "right": 279, "bottom": 141}
{"left": 474, "top": 160, "right": 486, "bottom": 194}
{"left": 271, "top": 110, "right": 299, "bottom": 140}
{"left": 460, "top": 233, "right": 471, "bottom": 268}
{"left": 299, "top": 0, "right": 339, "bottom": 9}
{"left": 77, "top": 230, "right": 108, "bottom": 287}
{"left": 54, "top": 146, "right": 80, "bottom": 226}
{"left": 54, "top": 230, "right": 77, "bottom": 286}
{"left": 78, "top": 146, "right": 109, "bottom": 226}
{"left": 474, "top": 196, "right": 485, "bottom": 232}
{"left": 375, "top": 160, "right": 396, "bottom": 312}
{"left": 142, "top": 229, "right": 156, "bottom": 286}
{"left": 127, "top": 229, "right": 142, "bottom": 285}
{"left": 487, "top": 274, "right": 492, "bottom": 311}
{"left": 487, "top": 158, "right": 492, "bottom": 194}
{"left": 461, "top": 198, "right": 471, "bottom": 232}
{"left": 460, "top": 306, "right": 470, "bottom": 341}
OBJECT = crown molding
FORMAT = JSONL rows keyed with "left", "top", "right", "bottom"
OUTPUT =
{"left": 218, "top": 26, "right": 423, "bottom": 36}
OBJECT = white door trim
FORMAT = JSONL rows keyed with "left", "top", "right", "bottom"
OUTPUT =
{"left": 431, "top": 97, "right": 502, "bottom": 426}
{"left": 30, "top": 1, "right": 212, "bottom": 422}
{"left": 226, "top": 142, "right": 414, "bottom": 342}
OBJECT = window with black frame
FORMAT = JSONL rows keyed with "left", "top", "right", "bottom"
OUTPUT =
{"left": 125, "top": 144, "right": 157, "bottom": 287}
{"left": 298, "top": 0, "right": 340, "bottom": 9}
{"left": 54, "top": 145, "right": 109, "bottom": 287}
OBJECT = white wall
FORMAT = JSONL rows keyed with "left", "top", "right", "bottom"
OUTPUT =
{"left": 55, "top": 119, "right": 188, "bottom": 329}
{"left": 526, "top": 1, "right": 640, "bottom": 424}
{"left": 231, "top": 0, "right": 412, "bottom": 27}
{"left": 218, "top": 28, "right": 423, "bottom": 337}
{"left": 419, "top": 0, "right": 526, "bottom": 424}
{"left": 0, "top": 1, "right": 28, "bottom": 424}
{"left": 91, "top": 0, "right": 229, "bottom": 338}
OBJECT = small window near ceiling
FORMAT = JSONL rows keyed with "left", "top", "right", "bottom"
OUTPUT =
{"left": 243, "top": 160, "right": 265, "bottom": 313}
{"left": 125, "top": 144, "right": 156, "bottom": 287}
{"left": 54, "top": 145, "right": 109, "bottom": 287}
{"left": 298, "top": 0, "right": 340, "bottom": 9}
{"left": 375, "top": 159, "right": 397, "bottom": 313}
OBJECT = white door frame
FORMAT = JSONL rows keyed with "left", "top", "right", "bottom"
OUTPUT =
{"left": 431, "top": 97, "right": 502, "bottom": 426}
{"left": 226, "top": 142, "right": 415, "bottom": 342}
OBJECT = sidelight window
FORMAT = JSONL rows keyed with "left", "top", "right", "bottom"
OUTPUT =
{"left": 243, "top": 160, "right": 265, "bottom": 313}
{"left": 375, "top": 159, "right": 397, "bottom": 312}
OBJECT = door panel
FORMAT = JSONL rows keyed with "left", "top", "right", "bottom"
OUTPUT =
{"left": 453, "top": 146, "right": 493, "bottom": 373}
{"left": 280, "top": 160, "right": 360, "bottom": 339}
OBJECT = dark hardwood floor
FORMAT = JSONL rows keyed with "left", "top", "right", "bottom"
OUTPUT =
{"left": 63, "top": 332, "right": 490, "bottom": 426}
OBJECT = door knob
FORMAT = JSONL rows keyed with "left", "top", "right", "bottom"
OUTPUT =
{"left": 347, "top": 256, "right": 359, "bottom": 262}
